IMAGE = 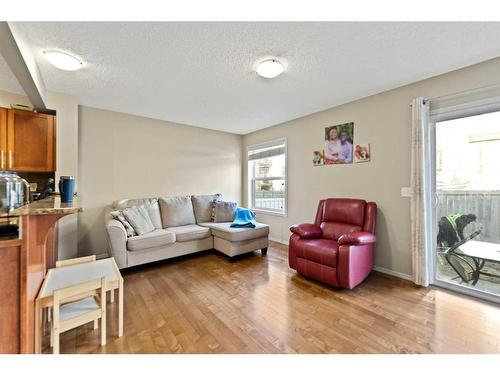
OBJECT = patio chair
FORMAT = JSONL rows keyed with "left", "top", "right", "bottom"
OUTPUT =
{"left": 444, "top": 228, "right": 482, "bottom": 284}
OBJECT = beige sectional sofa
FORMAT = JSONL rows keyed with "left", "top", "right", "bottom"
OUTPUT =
{"left": 105, "top": 194, "right": 269, "bottom": 269}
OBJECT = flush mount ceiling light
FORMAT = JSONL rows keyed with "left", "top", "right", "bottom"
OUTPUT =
{"left": 256, "top": 59, "right": 284, "bottom": 78}
{"left": 43, "top": 50, "right": 83, "bottom": 71}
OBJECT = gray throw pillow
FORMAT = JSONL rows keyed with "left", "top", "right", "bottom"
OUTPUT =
{"left": 143, "top": 199, "right": 162, "bottom": 229}
{"left": 191, "top": 194, "right": 222, "bottom": 223}
{"left": 159, "top": 196, "right": 196, "bottom": 228}
{"left": 110, "top": 210, "right": 136, "bottom": 238}
{"left": 213, "top": 201, "right": 237, "bottom": 222}
{"left": 123, "top": 205, "right": 155, "bottom": 235}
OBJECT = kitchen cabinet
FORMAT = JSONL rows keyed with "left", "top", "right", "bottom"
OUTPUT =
{"left": 0, "top": 197, "right": 81, "bottom": 353}
{"left": 0, "top": 108, "right": 56, "bottom": 172}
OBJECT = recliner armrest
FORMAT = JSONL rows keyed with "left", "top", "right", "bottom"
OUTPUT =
{"left": 289, "top": 224, "right": 323, "bottom": 239}
{"left": 338, "top": 231, "right": 376, "bottom": 245}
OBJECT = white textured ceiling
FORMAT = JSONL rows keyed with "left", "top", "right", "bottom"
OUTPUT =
{"left": 3, "top": 22, "right": 500, "bottom": 134}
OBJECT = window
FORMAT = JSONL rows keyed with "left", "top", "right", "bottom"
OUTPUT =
{"left": 248, "top": 138, "right": 287, "bottom": 215}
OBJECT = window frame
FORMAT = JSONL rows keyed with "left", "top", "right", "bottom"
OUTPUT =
{"left": 247, "top": 137, "right": 288, "bottom": 217}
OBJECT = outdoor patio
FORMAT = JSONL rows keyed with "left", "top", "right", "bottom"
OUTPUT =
{"left": 436, "top": 190, "right": 500, "bottom": 296}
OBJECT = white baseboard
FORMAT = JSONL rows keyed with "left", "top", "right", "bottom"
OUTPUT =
{"left": 269, "top": 236, "right": 288, "bottom": 245}
{"left": 373, "top": 266, "right": 412, "bottom": 281}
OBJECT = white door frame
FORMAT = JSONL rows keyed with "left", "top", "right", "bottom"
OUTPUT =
{"left": 427, "top": 96, "right": 500, "bottom": 304}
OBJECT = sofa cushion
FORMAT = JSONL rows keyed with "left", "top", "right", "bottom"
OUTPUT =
{"left": 127, "top": 229, "right": 176, "bottom": 251}
{"left": 213, "top": 201, "right": 237, "bottom": 222}
{"left": 199, "top": 222, "right": 269, "bottom": 242}
{"left": 123, "top": 205, "right": 156, "bottom": 236}
{"left": 294, "top": 238, "right": 339, "bottom": 268}
{"left": 191, "top": 194, "right": 221, "bottom": 223}
{"left": 159, "top": 196, "right": 196, "bottom": 228}
{"left": 165, "top": 224, "right": 211, "bottom": 242}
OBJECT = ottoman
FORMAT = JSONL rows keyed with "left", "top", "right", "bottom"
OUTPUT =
{"left": 198, "top": 222, "right": 269, "bottom": 259}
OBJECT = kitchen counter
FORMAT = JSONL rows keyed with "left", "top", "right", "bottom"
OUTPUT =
{"left": 0, "top": 194, "right": 82, "bottom": 353}
{"left": 2, "top": 195, "right": 82, "bottom": 217}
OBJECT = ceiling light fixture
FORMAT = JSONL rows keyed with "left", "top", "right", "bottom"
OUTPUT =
{"left": 256, "top": 59, "right": 284, "bottom": 79}
{"left": 43, "top": 50, "right": 83, "bottom": 71}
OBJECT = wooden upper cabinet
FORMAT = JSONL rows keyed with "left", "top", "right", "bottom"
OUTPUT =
{"left": 6, "top": 109, "right": 56, "bottom": 172}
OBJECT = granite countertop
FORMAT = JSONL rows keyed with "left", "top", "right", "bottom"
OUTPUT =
{"left": 3, "top": 195, "right": 82, "bottom": 217}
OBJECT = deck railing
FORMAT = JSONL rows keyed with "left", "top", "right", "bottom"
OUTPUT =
{"left": 255, "top": 191, "right": 285, "bottom": 210}
{"left": 437, "top": 190, "right": 500, "bottom": 243}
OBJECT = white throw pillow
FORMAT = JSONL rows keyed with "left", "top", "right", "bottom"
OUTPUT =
{"left": 123, "top": 205, "right": 155, "bottom": 235}
{"left": 143, "top": 199, "right": 162, "bottom": 229}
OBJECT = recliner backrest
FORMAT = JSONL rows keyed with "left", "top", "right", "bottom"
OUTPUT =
{"left": 314, "top": 198, "right": 376, "bottom": 240}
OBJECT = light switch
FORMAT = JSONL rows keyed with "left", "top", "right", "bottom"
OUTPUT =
{"left": 401, "top": 187, "right": 413, "bottom": 197}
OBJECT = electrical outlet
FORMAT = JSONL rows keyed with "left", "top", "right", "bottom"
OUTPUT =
{"left": 401, "top": 187, "right": 413, "bottom": 197}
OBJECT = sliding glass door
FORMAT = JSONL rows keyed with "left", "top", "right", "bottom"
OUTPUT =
{"left": 430, "top": 107, "right": 500, "bottom": 301}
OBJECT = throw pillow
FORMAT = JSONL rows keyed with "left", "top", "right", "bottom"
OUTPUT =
{"left": 191, "top": 194, "right": 222, "bottom": 223}
{"left": 212, "top": 201, "right": 237, "bottom": 222}
{"left": 143, "top": 199, "right": 162, "bottom": 229}
{"left": 110, "top": 210, "right": 136, "bottom": 238}
{"left": 123, "top": 205, "right": 156, "bottom": 235}
{"left": 159, "top": 196, "right": 196, "bottom": 227}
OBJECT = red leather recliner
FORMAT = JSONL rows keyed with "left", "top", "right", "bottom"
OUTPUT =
{"left": 289, "top": 198, "right": 377, "bottom": 289}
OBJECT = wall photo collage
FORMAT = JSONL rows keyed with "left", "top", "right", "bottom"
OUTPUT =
{"left": 313, "top": 122, "right": 370, "bottom": 166}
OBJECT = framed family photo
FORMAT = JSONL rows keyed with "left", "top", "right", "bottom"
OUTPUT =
{"left": 324, "top": 122, "right": 354, "bottom": 164}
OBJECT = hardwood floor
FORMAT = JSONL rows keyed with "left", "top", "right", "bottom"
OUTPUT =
{"left": 42, "top": 242, "right": 500, "bottom": 354}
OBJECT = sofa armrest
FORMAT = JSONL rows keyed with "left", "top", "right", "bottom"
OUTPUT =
{"left": 338, "top": 231, "right": 376, "bottom": 246}
{"left": 289, "top": 223, "right": 323, "bottom": 239}
{"left": 106, "top": 219, "right": 128, "bottom": 269}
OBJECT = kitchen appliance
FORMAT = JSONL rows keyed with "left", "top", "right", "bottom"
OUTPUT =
{"left": 36, "top": 178, "right": 54, "bottom": 201}
{"left": 59, "top": 176, "right": 75, "bottom": 203}
{"left": 0, "top": 171, "right": 30, "bottom": 214}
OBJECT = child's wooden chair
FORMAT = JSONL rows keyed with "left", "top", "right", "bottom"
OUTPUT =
{"left": 55, "top": 255, "right": 96, "bottom": 268}
{"left": 46, "top": 255, "right": 99, "bottom": 325}
{"left": 51, "top": 277, "right": 106, "bottom": 354}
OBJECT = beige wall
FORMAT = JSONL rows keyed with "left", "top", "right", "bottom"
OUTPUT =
{"left": 243, "top": 57, "right": 500, "bottom": 278}
{"left": 0, "top": 89, "right": 31, "bottom": 107}
{"left": 0, "top": 89, "right": 79, "bottom": 260}
{"left": 77, "top": 106, "right": 242, "bottom": 256}
{"left": 45, "top": 91, "right": 79, "bottom": 260}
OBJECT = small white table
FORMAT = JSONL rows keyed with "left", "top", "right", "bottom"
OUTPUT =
{"left": 35, "top": 257, "right": 124, "bottom": 354}
{"left": 457, "top": 240, "right": 500, "bottom": 262}
{"left": 454, "top": 240, "right": 500, "bottom": 284}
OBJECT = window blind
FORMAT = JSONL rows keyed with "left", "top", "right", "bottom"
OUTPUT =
{"left": 247, "top": 138, "right": 286, "bottom": 161}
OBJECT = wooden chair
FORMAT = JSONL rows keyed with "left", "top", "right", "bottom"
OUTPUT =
{"left": 46, "top": 255, "right": 100, "bottom": 325}
{"left": 51, "top": 277, "right": 106, "bottom": 354}
{"left": 55, "top": 255, "right": 96, "bottom": 268}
